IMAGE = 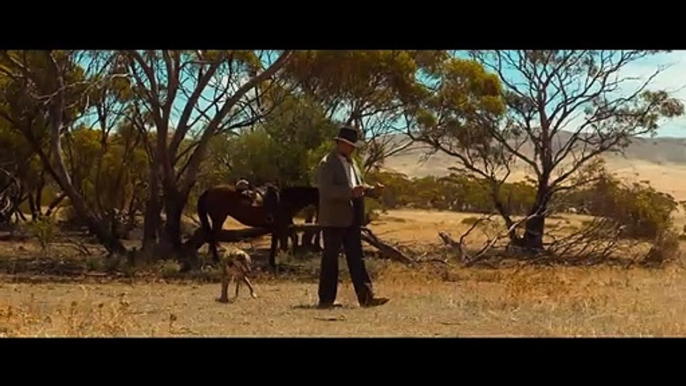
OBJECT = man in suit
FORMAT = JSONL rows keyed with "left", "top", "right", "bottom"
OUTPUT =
{"left": 314, "top": 125, "right": 390, "bottom": 309}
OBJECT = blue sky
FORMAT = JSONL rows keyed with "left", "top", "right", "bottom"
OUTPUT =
{"left": 79, "top": 50, "right": 686, "bottom": 139}
{"left": 615, "top": 50, "right": 686, "bottom": 138}
{"left": 450, "top": 50, "right": 686, "bottom": 139}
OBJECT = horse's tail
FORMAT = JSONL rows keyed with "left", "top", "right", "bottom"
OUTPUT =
{"left": 197, "top": 189, "right": 213, "bottom": 245}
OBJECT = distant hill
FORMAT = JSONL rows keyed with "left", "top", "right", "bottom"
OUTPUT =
{"left": 382, "top": 131, "right": 686, "bottom": 201}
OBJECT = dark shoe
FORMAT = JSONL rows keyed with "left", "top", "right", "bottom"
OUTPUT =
{"left": 317, "top": 303, "right": 343, "bottom": 309}
{"left": 360, "top": 297, "right": 390, "bottom": 308}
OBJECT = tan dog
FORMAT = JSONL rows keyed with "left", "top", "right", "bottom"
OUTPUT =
{"left": 215, "top": 247, "right": 258, "bottom": 303}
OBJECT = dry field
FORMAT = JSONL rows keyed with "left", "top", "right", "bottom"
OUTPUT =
{"left": 2, "top": 208, "right": 686, "bottom": 337}
{"left": 383, "top": 135, "right": 686, "bottom": 202}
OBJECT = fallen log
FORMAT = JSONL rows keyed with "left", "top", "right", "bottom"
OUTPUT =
{"left": 361, "top": 227, "right": 416, "bottom": 266}
{"left": 438, "top": 231, "right": 464, "bottom": 259}
{"left": 288, "top": 224, "right": 416, "bottom": 265}
{"left": 185, "top": 223, "right": 417, "bottom": 266}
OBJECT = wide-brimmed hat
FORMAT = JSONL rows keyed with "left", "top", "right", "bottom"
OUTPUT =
{"left": 334, "top": 125, "right": 364, "bottom": 147}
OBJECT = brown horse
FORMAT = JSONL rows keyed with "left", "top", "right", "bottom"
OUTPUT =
{"left": 271, "top": 185, "right": 321, "bottom": 256}
{"left": 196, "top": 183, "right": 319, "bottom": 268}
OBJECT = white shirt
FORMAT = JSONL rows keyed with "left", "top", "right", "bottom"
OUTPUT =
{"left": 337, "top": 153, "right": 360, "bottom": 188}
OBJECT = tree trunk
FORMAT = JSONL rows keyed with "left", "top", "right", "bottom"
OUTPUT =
{"left": 522, "top": 214, "right": 546, "bottom": 250}
{"left": 43, "top": 52, "right": 127, "bottom": 256}
{"left": 43, "top": 193, "right": 66, "bottom": 217}
{"left": 162, "top": 186, "right": 188, "bottom": 252}
{"left": 35, "top": 177, "right": 44, "bottom": 217}
{"left": 142, "top": 167, "right": 163, "bottom": 253}
{"left": 16, "top": 209, "right": 26, "bottom": 222}
{"left": 65, "top": 190, "right": 127, "bottom": 255}
{"left": 142, "top": 199, "right": 162, "bottom": 249}
{"left": 27, "top": 194, "right": 38, "bottom": 221}
{"left": 518, "top": 181, "right": 551, "bottom": 252}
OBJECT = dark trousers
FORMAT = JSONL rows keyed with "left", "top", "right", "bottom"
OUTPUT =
{"left": 318, "top": 223, "right": 374, "bottom": 305}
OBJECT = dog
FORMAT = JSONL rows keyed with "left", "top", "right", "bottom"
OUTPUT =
{"left": 215, "top": 247, "right": 258, "bottom": 303}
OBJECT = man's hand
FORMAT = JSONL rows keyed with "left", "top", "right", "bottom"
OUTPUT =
{"left": 363, "top": 183, "right": 384, "bottom": 199}
{"left": 352, "top": 185, "right": 365, "bottom": 198}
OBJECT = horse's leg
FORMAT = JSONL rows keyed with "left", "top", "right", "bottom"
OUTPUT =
{"left": 314, "top": 230, "right": 322, "bottom": 251}
{"left": 279, "top": 220, "right": 292, "bottom": 253}
{"left": 292, "top": 229, "right": 300, "bottom": 253}
{"left": 268, "top": 229, "right": 279, "bottom": 270}
{"left": 208, "top": 213, "right": 226, "bottom": 264}
{"left": 301, "top": 210, "right": 316, "bottom": 251}
{"left": 312, "top": 207, "right": 322, "bottom": 251}
{"left": 283, "top": 230, "right": 293, "bottom": 252}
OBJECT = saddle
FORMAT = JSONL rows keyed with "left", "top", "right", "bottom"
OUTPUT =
{"left": 236, "top": 179, "right": 267, "bottom": 207}
{"left": 236, "top": 179, "right": 280, "bottom": 225}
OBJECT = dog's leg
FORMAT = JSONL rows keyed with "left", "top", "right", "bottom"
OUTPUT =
{"left": 243, "top": 276, "right": 258, "bottom": 299}
{"left": 234, "top": 276, "right": 241, "bottom": 299}
{"left": 216, "top": 262, "right": 230, "bottom": 304}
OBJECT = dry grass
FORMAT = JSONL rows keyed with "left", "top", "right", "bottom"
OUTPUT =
{"left": 2, "top": 208, "right": 686, "bottom": 337}
{"left": 3, "top": 263, "right": 686, "bottom": 337}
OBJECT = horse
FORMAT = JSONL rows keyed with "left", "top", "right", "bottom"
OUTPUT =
{"left": 196, "top": 183, "right": 319, "bottom": 269}
{"left": 270, "top": 185, "right": 321, "bottom": 254}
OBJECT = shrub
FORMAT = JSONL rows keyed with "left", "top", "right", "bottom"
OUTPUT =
{"left": 589, "top": 174, "right": 678, "bottom": 240}
{"left": 25, "top": 216, "right": 59, "bottom": 251}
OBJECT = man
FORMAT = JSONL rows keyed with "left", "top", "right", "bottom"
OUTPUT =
{"left": 314, "top": 125, "right": 389, "bottom": 309}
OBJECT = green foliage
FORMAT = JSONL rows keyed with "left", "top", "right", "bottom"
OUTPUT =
{"left": 365, "top": 170, "right": 536, "bottom": 215}
{"left": 199, "top": 91, "right": 339, "bottom": 190}
{"left": 59, "top": 126, "right": 149, "bottom": 226}
{"left": 408, "top": 56, "right": 506, "bottom": 154}
{"left": 25, "top": 216, "right": 59, "bottom": 251}
{"left": 222, "top": 128, "right": 282, "bottom": 185}
{"left": 283, "top": 50, "right": 455, "bottom": 172}
{"left": 365, "top": 167, "right": 679, "bottom": 243}
{"left": 579, "top": 174, "right": 678, "bottom": 240}
{"left": 407, "top": 50, "right": 685, "bottom": 249}
{"left": 284, "top": 50, "right": 433, "bottom": 106}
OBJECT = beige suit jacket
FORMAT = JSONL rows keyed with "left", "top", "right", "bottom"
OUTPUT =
{"left": 315, "top": 149, "right": 364, "bottom": 228}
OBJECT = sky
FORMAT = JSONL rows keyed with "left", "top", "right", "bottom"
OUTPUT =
{"left": 449, "top": 50, "right": 686, "bottom": 139}
{"left": 618, "top": 50, "right": 686, "bottom": 138}
{"left": 78, "top": 50, "right": 686, "bottom": 139}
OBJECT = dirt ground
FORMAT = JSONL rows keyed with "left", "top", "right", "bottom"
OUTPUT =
{"left": 1, "top": 208, "right": 686, "bottom": 337}
{"left": 4, "top": 265, "right": 686, "bottom": 337}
